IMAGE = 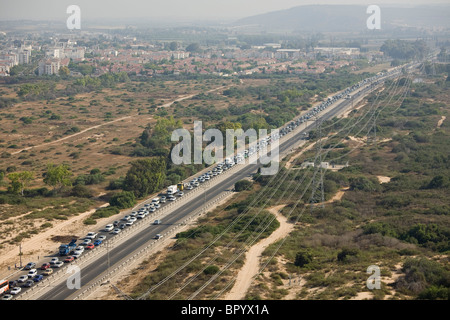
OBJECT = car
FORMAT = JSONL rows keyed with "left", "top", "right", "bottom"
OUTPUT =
{"left": 126, "top": 220, "right": 134, "bottom": 227}
{"left": 119, "top": 223, "right": 127, "bottom": 229}
{"left": 74, "top": 246, "right": 85, "bottom": 254}
{"left": 137, "top": 213, "right": 145, "bottom": 219}
{"left": 85, "top": 232, "right": 97, "bottom": 240}
{"left": 64, "top": 256, "right": 75, "bottom": 263}
{"left": 186, "top": 184, "right": 193, "bottom": 190}
{"left": 27, "top": 269, "right": 37, "bottom": 278}
{"left": 149, "top": 207, "right": 156, "bottom": 212}
{"left": 154, "top": 203, "right": 160, "bottom": 209}
{"left": 18, "top": 275, "right": 28, "bottom": 283}
{"left": 154, "top": 234, "right": 163, "bottom": 240}
{"left": 177, "top": 192, "right": 184, "bottom": 197}
{"left": 113, "top": 220, "right": 120, "bottom": 227}
{"left": 93, "top": 239, "right": 103, "bottom": 246}
{"left": 43, "top": 268, "right": 54, "bottom": 276}
{"left": 81, "top": 239, "right": 91, "bottom": 246}
{"left": 121, "top": 215, "right": 131, "bottom": 222}
{"left": 98, "top": 235, "right": 106, "bottom": 241}
{"left": 24, "top": 280, "right": 34, "bottom": 288}
{"left": 9, "top": 280, "right": 18, "bottom": 288}
{"left": 103, "top": 224, "right": 114, "bottom": 232}
{"left": 72, "top": 251, "right": 82, "bottom": 259}
{"left": 168, "top": 196, "right": 176, "bottom": 201}
{"left": 10, "top": 287, "right": 21, "bottom": 295}
{"left": 85, "top": 243, "right": 95, "bottom": 250}
{"left": 24, "top": 262, "right": 36, "bottom": 270}
{"left": 1, "top": 294, "right": 13, "bottom": 300}
{"left": 52, "top": 261, "right": 64, "bottom": 268}
{"left": 33, "top": 274, "right": 44, "bottom": 282}
{"left": 50, "top": 257, "right": 60, "bottom": 265}
{"left": 112, "top": 228, "right": 121, "bottom": 234}
{"left": 160, "top": 196, "right": 166, "bottom": 203}
{"left": 129, "top": 217, "right": 137, "bottom": 223}
{"left": 41, "top": 263, "right": 51, "bottom": 270}
{"left": 153, "top": 219, "right": 161, "bottom": 225}
{"left": 130, "top": 211, "right": 138, "bottom": 217}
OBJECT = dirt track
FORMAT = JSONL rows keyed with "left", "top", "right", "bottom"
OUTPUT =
{"left": 223, "top": 204, "right": 294, "bottom": 300}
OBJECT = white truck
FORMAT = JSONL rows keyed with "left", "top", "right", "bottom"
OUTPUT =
{"left": 167, "top": 185, "right": 178, "bottom": 195}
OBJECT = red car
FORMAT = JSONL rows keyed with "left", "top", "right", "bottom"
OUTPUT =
{"left": 41, "top": 263, "right": 51, "bottom": 270}
{"left": 85, "top": 243, "right": 95, "bottom": 250}
{"left": 64, "top": 256, "right": 74, "bottom": 263}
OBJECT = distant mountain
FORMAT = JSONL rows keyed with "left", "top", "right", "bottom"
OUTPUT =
{"left": 232, "top": 5, "right": 450, "bottom": 33}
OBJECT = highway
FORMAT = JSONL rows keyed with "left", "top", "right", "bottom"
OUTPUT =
{"left": 15, "top": 66, "right": 405, "bottom": 300}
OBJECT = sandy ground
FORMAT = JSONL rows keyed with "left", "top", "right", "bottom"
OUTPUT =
{"left": 223, "top": 204, "right": 294, "bottom": 300}
{"left": 437, "top": 115, "right": 446, "bottom": 129}
{"left": 0, "top": 202, "right": 109, "bottom": 278}
{"left": 377, "top": 176, "right": 391, "bottom": 184}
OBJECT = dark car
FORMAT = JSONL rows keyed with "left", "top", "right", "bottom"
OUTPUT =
{"left": 8, "top": 280, "right": 18, "bottom": 288}
{"left": 33, "top": 274, "right": 44, "bottom": 282}
{"left": 24, "top": 280, "right": 34, "bottom": 288}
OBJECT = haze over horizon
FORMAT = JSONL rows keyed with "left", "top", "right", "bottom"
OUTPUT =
{"left": 0, "top": 0, "right": 449, "bottom": 23}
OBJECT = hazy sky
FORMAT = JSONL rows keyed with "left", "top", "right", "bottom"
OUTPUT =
{"left": 0, "top": 0, "right": 448, "bottom": 21}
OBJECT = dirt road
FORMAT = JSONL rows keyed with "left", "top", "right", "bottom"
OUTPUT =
{"left": 223, "top": 204, "right": 294, "bottom": 300}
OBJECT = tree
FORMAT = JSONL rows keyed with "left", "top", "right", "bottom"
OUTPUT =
{"left": 294, "top": 250, "right": 313, "bottom": 267}
{"left": 235, "top": 180, "right": 253, "bottom": 192}
{"left": 109, "top": 191, "right": 136, "bottom": 209}
{"left": 186, "top": 43, "right": 201, "bottom": 53}
{"left": 7, "top": 171, "right": 34, "bottom": 196}
{"left": 43, "top": 164, "right": 72, "bottom": 193}
{"left": 123, "top": 158, "right": 166, "bottom": 198}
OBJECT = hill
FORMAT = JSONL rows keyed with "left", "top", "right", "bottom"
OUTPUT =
{"left": 232, "top": 5, "right": 450, "bottom": 33}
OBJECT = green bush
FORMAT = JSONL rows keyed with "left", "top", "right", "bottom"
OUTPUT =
{"left": 109, "top": 191, "right": 136, "bottom": 209}
{"left": 235, "top": 180, "right": 253, "bottom": 192}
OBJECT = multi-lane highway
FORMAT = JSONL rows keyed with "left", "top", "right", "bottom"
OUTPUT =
{"left": 10, "top": 65, "right": 408, "bottom": 300}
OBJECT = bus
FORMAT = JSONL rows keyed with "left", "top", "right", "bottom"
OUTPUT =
{"left": 0, "top": 279, "right": 9, "bottom": 295}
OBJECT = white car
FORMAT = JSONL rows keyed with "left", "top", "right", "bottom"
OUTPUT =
{"left": 18, "top": 275, "right": 28, "bottom": 283}
{"left": 98, "top": 235, "right": 107, "bottom": 241}
{"left": 81, "top": 239, "right": 91, "bottom": 246}
{"left": 50, "top": 257, "right": 60, "bottom": 264}
{"left": 103, "top": 224, "right": 114, "bottom": 232}
{"left": 177, "top": 192, "right": 184, "bottom": 197}
{"left": 74, "top": 246, "right": 85, "bottom": 254}
{"left": 154, "top": 234, "right": 163, "bottom": 240}
{"left": 52, "top": 261, "right": 64, "bottom": 268}
{"left": 72, "top": 251, "right": 82, "bottom": 259}
{"left": 27, "top": 269, "right": 37, "bottom": 278}
{"left": 85, "top": 232, "right": 97, "bottom": 240}
{"left": 112, "top": 228, "right": 121, "bottom": 234}
{"left": 126, "top": 220, "right": 134, "bottom": 227}
{"left": 149, "top": 207, "right": 156, "bottom": 212}
{"left": 137, "top": 213, "right": 145, "bottom": 219}
{"left": 10, "top": 287, "right": 21, "bottom": 295}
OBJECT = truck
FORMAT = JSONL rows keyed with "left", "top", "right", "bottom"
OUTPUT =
{"left": 167, "top": 185, "right": 178, "bottom": 195}
{"left": 177, "top": 183, "right": 184, "bottom": 191}
{"left": 59, "top": 239, "right": 77, "bottom": 256}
